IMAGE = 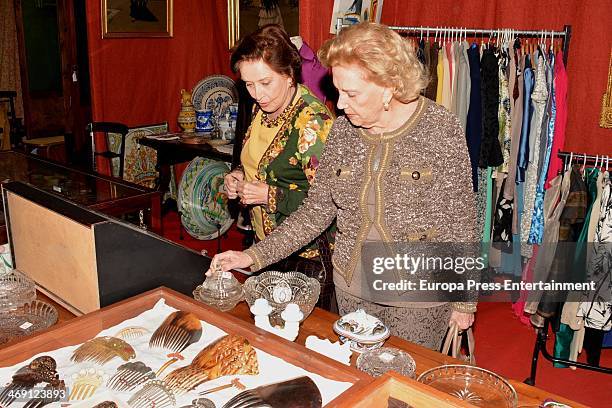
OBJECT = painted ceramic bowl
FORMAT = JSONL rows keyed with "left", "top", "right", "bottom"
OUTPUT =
{"left": 333, "top": 309, "right": 390, "bottom": 353}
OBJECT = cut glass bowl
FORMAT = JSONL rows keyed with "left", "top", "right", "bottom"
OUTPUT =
{"left": 0, "top": 300, "right": 58, "bottom": 344}
{"left": 0, "top": 270, "right": 36, "bottom": 312}
{"left": 243, "top": 271, "right": 320, "bottom": 324}
{"left": 193, "top": 271, "right": 244, "bottom": 312}
{"left": 356, "top": 347, "right": 416, "bottom": 378}
{"left": 417, "top": 364, "right": 518, "bottom": 407}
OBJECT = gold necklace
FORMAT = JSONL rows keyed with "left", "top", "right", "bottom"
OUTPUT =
{"left": 260, "top": 87, "right": 297, "bottom": 128}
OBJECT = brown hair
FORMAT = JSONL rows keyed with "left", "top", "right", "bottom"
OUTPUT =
{"left": 230, "top": 24, "right": 302, "bottom": 84}
{"left": 318, "top": 22, "right": 428, "bottom": 102}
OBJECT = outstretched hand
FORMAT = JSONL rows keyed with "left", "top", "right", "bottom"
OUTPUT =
{"left": 204, "top": 250, "right": 254, "bottom": 276}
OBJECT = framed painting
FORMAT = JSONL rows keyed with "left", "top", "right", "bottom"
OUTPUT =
{"left": 102, "top": 0, "right": 173, "bottom": 38}
{"left": 228, "top": 0, "right": 299, "bottom": 48}
{"left": 329, "top": 0, "right": 384, "bottom": 34}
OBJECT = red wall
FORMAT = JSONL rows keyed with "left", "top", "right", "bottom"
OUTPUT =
{"left": 87, "top": 0, "right": 612, "bottom": 156}
{"left": 86, "top": 0, "right": 232, "bottom": 131}
{"left": 300, "top": 0, "right": 612, "bottom": 157}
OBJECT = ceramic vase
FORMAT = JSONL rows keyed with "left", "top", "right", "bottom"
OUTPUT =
{"left": 178, "top": 88, "right": 197, "bottom": 133}
{"left": 178, "top": 105, "right": 196, "bottom": 133}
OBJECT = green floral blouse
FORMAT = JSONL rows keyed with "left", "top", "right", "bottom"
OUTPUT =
{"left": 243, "top": 84, "right": 334, "bottom": 257}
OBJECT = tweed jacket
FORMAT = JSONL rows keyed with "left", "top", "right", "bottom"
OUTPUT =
{"left": 245, "top": 97, "right": 479, "bottom": 311}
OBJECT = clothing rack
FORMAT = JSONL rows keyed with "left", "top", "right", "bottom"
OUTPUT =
{"left": 335, "top": 19, "right": 612, "bottom": 384}
{"left": 524, "top": 149, "right": 612, "bottom": 385}
{"left": 558, "top": 150, "right": 612, "bottom": 169}
{"left": 334, "top": 20, "right": 572, "bottom": 65}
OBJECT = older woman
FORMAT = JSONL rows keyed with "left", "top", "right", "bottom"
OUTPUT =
{"left": 212, "top": 22, "right": 477, "bottom": 350}
{"left": 225, "top": 24, "right": 334, "bottom": 263}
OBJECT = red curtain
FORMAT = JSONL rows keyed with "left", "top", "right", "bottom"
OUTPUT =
{"left": 86, "top": 0, "right": 233, "bottom": 174}
{"left": 299, "top": 0, "right": 612, "bottom": 156}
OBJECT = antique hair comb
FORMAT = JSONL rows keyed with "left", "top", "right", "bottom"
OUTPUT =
{"left": 199, "top": 378, "right": 245, "bottom": 396}
{"left": 107, "top": 361, "right": 155, "bottom": 392}
{"left": 149, "top": 311, "right": 202, "bottom": 353}
{"left": 22, "top": 380, "right": 66, "bottom": 408}
{"left": 114, "top": 326, "right": 150, "bottom": 341}
{"left": 69, "top": 368, "right": 107, "bottom": 401}
{"left": 221, "top": 376, "right": 322, "bottom": 408}
{"left": 92, "top": 402, "right": 118, "bottom": 408}
{"left": 127, "top": 379, "right": 176, "bottom": 408}
{"left": 156, "top": 352, "right": 185, "bottom": 377}
{"left": 163, "top": 335, "right": 258, "bottom": 395}
{"left": 181, "top": 398, "right": 216, "bottom": 408}
{"left": 71, "top": 336, "right": 136, "bottom": 365}
{"left": 0, "top": 356, "right": 59, "bottom": 407}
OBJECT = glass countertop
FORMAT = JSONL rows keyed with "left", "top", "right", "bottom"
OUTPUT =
{"left": 0, "top": 151, "right": 149, "bottom": 208}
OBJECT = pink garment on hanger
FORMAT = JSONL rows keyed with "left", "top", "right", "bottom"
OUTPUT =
{"left": 512, "top": 245, "right": 539, "bottom": 326}
{"left": 545, "top": 52, "right": 568, "bottom": 189}
{"left": 445, "top": 42, "right": 454, "bottom": 93}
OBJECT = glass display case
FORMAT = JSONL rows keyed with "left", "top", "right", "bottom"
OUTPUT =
{"left": 0, "top": 151, "right": 162, "bottom": 243}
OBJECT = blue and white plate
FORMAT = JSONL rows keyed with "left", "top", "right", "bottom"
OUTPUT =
{"left": 191, "top": 75, "right": 238, "bottom": 119}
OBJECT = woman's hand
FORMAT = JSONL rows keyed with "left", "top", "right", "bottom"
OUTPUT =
{"left": 205, "top": 250, "right": 254, "bottom": 276}
{"left": 224, "top": 170, "right": 244, "bottom": 199}
{"left": 449, "top": 311, "right": 474, "bottom": 331}
{"left": 237, "top": 181, "right": 269, "bottom": 205}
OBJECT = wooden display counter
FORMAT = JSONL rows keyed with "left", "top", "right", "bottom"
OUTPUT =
{"left": 12, "top": 289, "right": 587, "bottom": 407}
{"left": 227, "top": 303, "right": 586, "bottom": 408}
{"left": 0, "top": 288, "right": 371, "bottom": 406}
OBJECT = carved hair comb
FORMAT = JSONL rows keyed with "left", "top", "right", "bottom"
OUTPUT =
{"left": 71, "top": 336, "right": 136, "bottom": 365}
{"left": 114, "top": 326, "right": 150, "bottom": 341}
{"left": 92, "top": 402, "right": 119, "bottom": 408}
{"left": 127, "top": 379, "right": 176, "bottom": 408}
{"left": 22, "top": 380, "right": 66, "bottom": 408}
{"left": 107, "top": 361, "right": 155, "bottom": 392}
{"left": 69, "top": 368, "right": 107, "bottom": 401}
{"left": 0, "top": 356, "right": 59, "bottom": 407}
{"left": 149, "top": 311, "right": 202, "bottom": 353}
{"left": 163, "top": 334, "right": 258, "bottom": 395}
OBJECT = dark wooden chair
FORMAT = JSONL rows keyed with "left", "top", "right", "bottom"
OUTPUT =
{"left": 0, "top": 91, "right": 25, "bottom": 148}
{"left": 88, "top": 122, "right": 129, "bottom": 178}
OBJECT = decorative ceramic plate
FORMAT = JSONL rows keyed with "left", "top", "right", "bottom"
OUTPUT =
{"left": 417, "top": 365, "right": 518, "bottom": 407}
{"left": 178, "top": 157, "right": 233, "bottom": 240}
{"left": 191, "top": 75, "right": 238, "bottom": 118}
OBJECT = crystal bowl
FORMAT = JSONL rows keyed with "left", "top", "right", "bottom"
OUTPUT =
{"left": 193, "top": 272, "right": 244, "bottom": 312}
{"left": 356, "top": 347, "right": 416, "bottom": 378}
{"left": 243, "top": 271, "right": 320, "bottom": 323}
{"left": 0, "top": 300, "right": 58, "bottom": 344}
{"left": 0, "top": 270, "right": 36, "bottom": 312}
{"left": 417, "top": 365, "right": 518, "bottom": 407}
